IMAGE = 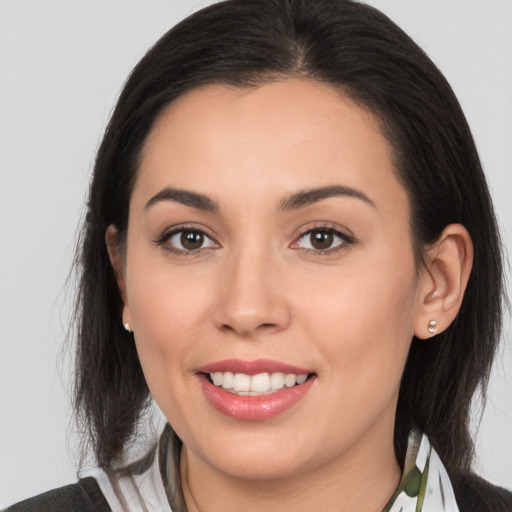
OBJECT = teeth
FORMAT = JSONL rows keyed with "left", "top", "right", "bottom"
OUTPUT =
{"left": 251, "top": 373, "right": 271, "bottom": 392}
{"left": 212, "top": 372, "right": 223, "bottom": 386}
{"left": 296, "top": 374, "right": 308, "bottom": 384}
{"left": 209, "top": 371, "right": 309, "bottom": 394}
{"left": 222, "top": 372, "right": 234, "bottom": 389}
{"left": 284, "top": 373, "right": 297, "bottom": 387}
{"left": 233, "top": 373, "right": 251, "bottom": 392}
{"left": 270, "top": 372, "right": 285, "bottom": 390}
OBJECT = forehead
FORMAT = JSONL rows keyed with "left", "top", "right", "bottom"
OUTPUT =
{"left": 135, "top": 79, "right": 408, "bottom": 217}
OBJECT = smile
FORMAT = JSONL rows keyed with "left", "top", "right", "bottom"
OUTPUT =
{"left": 208, "top": 371, "right": 309, "bottom": 395}
{"left": 197, "top": 359, "right": 316, "bottom": 420}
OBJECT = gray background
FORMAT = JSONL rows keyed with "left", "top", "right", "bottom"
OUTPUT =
{"left": 1, "top": 0, "right": 511, "bottom": 506}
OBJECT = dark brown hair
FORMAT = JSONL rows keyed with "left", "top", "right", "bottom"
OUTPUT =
{"left": 74, "top": 0, "right": 504, "bottom": 489}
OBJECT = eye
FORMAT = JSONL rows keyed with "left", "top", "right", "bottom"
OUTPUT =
{"left": 292, "top": 227, "right": 352, "bottom": 253}
{"left": 156, "top": 228, "right": 218, "bottom": 253}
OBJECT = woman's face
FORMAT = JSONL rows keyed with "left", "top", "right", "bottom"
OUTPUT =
{"left": 118, "top": 79, "right": 430, "bottom": 481}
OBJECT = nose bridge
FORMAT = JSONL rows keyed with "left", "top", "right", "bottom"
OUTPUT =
{"left": 214, "top": 240, "right": 290, "bottom": 336}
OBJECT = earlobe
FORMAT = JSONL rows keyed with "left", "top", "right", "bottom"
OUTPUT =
{"left": 106, "top": 225, "right": 134, "bottom": 330}
{"left": 414, "top": 224, "right": 473, "bottom": 339}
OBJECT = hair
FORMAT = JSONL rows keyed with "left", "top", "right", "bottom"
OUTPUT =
{"left": 74, "top": 0, "right": 504, "bottom": 485}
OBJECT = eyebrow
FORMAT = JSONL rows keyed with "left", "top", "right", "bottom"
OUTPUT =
{"left": 279, "top": 185, "right": 375, "bottom": 211}
{"left": 145, "top": 187, "right": 219, "bottom": 212}
{"left": 145, "top": 184, "right": 374, "bottom": 213}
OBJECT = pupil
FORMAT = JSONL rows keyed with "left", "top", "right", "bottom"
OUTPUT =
{"left": 181, "top": 231, "right": 203, "bottom": 250}
{"left": 311, "top": 231, "right": 333, "bottom": 250}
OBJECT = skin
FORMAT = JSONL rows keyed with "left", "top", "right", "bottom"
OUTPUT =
{"left": 107, "top": 79, "right": 473, "bottom": 511}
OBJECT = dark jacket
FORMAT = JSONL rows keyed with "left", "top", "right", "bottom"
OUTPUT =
{"left": 4, "top": 478, "right": 110, "bottom": 512}
{"left": 6, "top": 472, "right": 512, "bottom": 511}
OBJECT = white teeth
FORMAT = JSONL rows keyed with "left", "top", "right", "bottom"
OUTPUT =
{"left": 284, "top": 373, "right": 297, "bottom": 387}
{"left": 251, "top": 373, "right": 271, "bottom": 392}
{"left": 222, "top": 372, "right": 234, "bottom": 389}
{"left": 296, "top": 374, "right": 308, "bottom": 384}
{"left": 270, "top": 372, "right": 285, "bottom": 390}
{"left": 209, "top": 371, "right": 309, "bottom": 394}
{"left": 233, "top": 373, "right": 251, "bottom": 392}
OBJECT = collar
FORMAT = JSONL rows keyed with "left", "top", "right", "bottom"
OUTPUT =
{"left": 384, "top": 427, "right": 459, "bottom": 511}
{"left": 160, "top": 423, "right": 460, "bottom": 512}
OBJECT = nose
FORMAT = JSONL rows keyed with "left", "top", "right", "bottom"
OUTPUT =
{"left": 213, "top": 247, "right": 291, "bottom": 337}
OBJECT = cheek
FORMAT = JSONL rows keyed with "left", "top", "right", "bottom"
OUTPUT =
{"left": 124, "top": 256, "right": 214, "bottom": 391}
{"left": 296, "top": 248, "right": 419, "bottom": 399}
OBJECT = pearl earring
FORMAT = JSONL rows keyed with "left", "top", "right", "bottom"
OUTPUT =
{"left": 428, "top": 320, "right": 437, "bottom": 334}
{"left": 123, "top": 322, "right": 133, "bottom": 333}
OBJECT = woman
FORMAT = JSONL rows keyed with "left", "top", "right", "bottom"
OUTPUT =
{"left": 6, "top": 0, "right": 512, "bottom": 510}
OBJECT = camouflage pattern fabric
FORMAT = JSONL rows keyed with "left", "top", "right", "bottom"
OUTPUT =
{"left": 384, "top": 427, "right": 459, "bottom": 511}
{"left": 78, "top": 424, "right": 461, "bottom": 511}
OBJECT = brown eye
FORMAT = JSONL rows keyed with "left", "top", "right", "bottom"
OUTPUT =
{"left": 181, "top": 230, "right": 204, "bottom": 250}
{"left": 293, "top": 228, "right": 350, "bottom": 253}
{"left": 310, "top": 231, "right": 333, "bottom": 250}
{"left": 163, "top": 229, "right": 217, "bottom": 252}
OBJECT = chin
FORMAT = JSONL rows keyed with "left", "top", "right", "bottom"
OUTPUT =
{"left": 211, "top": 451, "right": 310, "bottom": 482}
{"left": 184, "top": 423, "right": 329, "bottom": 482}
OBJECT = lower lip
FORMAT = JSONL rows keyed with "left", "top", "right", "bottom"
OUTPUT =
{"left": 198, "top": 375, "right": 315, "bottom": 421}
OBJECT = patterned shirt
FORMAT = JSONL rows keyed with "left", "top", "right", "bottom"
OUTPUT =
{"left": 86, "top": 424, "right": 459, "bottom": 511}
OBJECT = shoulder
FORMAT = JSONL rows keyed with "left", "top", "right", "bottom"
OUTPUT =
{"left": 452, "top": 472, "right": 512, "bottom": 512}
{"left": 5, "top": 477, "right": 111, "bottom": 512}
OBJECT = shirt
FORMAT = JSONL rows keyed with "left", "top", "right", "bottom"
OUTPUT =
{"left": 85, "top": 423, "right": 460, "bottom": 511}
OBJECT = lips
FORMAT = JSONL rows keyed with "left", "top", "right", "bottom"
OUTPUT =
{"left": 197, "top": 359, "right": 316, "bottom": 420}
{"left": 198, "top": 359, "right": 312, "bottom": 375}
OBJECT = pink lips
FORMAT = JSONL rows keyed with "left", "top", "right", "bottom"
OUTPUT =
{"left": 198, "top": 358, "right": 312, "bottom": 376}
{"left": 197, "top": 359, "right": 316, "bottom": 421}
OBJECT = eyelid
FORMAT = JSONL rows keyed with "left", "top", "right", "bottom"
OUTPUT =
{"left": 153, "top": 222, "right": 354, "bottom": 256}
{"left": 153, "top": 223, "right": 220, "bottom": 254}
{"left": 290, "top": 223, "right": 355, "bottom": 254}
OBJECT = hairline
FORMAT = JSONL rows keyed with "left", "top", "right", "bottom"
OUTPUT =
{"left": 117, "top": 75, "right": 425, "bottom": 269}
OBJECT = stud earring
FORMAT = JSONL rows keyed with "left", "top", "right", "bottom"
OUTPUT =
{"left": 123, "top": 322, "right": 133, "bottom": 333}
{"left": 428, "top": 320, "right": 437, "bottom": 334}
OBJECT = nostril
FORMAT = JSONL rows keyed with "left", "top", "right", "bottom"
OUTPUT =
{"left": 214, "top": 296, "right": 291, "bottom": 336}
{"left": 220, "top": 322, "right": 278, "bottom": 335}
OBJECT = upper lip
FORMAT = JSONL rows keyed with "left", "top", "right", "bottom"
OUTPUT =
{"left": 197, "top": 358, "right": 313, "bottom": 376}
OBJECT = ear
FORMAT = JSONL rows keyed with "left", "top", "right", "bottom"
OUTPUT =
{"left": 105, "top": 225, "right": 132, "bottom": 327}
{"left": 414, "top": 224, "right": 473, "bottom": 340}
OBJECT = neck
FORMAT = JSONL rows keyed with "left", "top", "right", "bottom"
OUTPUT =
{"left": 180, "top": 418, "right": 401, "bottom": 512}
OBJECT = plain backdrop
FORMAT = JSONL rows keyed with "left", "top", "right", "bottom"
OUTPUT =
{"left": 1, "top": 0, "right": 511, "bottom": 507}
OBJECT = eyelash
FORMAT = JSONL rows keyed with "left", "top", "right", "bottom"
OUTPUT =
{"left": 154, "top": 223, "right": 355, "bottom": 256}
{"left": 154, "top": 224, "right": 219, "bottom": 256}
{"left": 291, "top": 224, "right": 355, "bottom": 255}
